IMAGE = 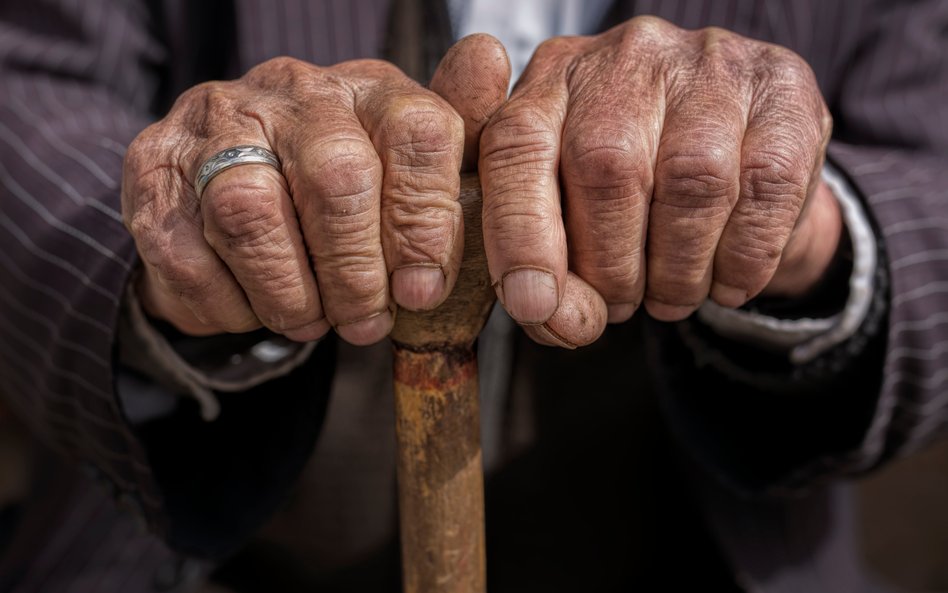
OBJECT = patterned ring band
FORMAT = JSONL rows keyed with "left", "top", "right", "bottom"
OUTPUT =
{"left": 194, "top": 145, "right": 281, "bottom": 200}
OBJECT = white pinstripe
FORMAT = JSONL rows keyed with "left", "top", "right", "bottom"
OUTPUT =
{"left": 883, "top": 217, "right": 948, "bottom": 237}
{"left": 884, "top": 366, "right": 948, "bottom": 393}
{"left": 0, "top": 283, "right": 111, "bottom": 368}
{"left": 889, "top": 313, "right": 948, "bottom": 349}
{"left": 892, "top": 388, "right": 948, "bottom": 422}
{"left": 97, "top": 137, "right": 128, "bottom": 158}
{"left": 0, "top": 159, "right": 129, "bottom": 268}
{"left": 0, "top": 122, "right": 124, "bottom": 221}
{"left": 890, "top": 248, "right": 948, "bottom": 271}
{"left": 0, "top": 246, "right": 111, "bottom": 334}
{"left": 850, "top": 151, "right": 899, "bottom": 176}
{"left": 888, "top": 340, "right": 948, "bottom": 363}
{"left": 7, "top": 94, "right": 120, "bottom": 189}
{"left": 28, "top": 78, "right": 81, "bottom": 137}
{"left": 868, "top": 186, "right": 923, "bottom": 205}
{"left": 0, "top": 212, "right": 120, "bottom": 303}
{"left": 0, "top": 312, "right": 115, "bottom": 400}
{"left": 892, "top": 281, "right": 948, "bottom": 308}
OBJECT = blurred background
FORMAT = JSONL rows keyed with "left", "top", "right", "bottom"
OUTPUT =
{"left": 2, "top": 398, "right": 948, "bottom": 592}
{"left": 858, "top": 438, "right": 948, "bottom": 593}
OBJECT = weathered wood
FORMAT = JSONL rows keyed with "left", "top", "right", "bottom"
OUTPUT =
{"left": 391, "top": 174, "right": 493, "bottom": 593}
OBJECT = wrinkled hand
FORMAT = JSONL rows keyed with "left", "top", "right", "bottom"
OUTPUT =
{"left": 122, "top": 36, "right": 510, "bottom": 345}
{"left": 479, "top": 17, "right": 838, "bottom": 347}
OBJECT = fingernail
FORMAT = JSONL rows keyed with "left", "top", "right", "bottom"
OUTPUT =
{"left": 336, "top": 309, "right": 394, "bottom": 346}
{"left": 643, "top": 299, "right": 696, "bottom": 322}
{"left": 606, "top": 302, "right": 638, "bottom": 324}
{"left": 531, "top": 324, "right": 576, "bottom": 350}
{"left": 710, "top": 282, "right": 748, "bottom": 308}
{"left": 499, "top": 268, "right": 558, "bottom": 324}
{"left": 391, "top": 265, "right": 446, "bottom": 311}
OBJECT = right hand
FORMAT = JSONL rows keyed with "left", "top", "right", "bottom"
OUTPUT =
{"left": 122, "top": 37, "right": 509, "bottom": 345}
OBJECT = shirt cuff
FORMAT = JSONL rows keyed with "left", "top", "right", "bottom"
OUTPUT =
{"left": 117, "top": 269, "right": 317, "bottom": 421}
{"left": 695, "top": 162, "right": 878, "bottom": 364}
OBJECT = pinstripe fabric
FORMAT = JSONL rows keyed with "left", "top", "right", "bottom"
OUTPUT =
{"left": 0, "top": 0, "right": 946, "bottom": 590}
{"left": 0, "top": 0, "right": 166, "bottom": 541}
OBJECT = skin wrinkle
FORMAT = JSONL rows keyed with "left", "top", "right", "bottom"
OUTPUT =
{"left": 125, "top": 54, "right": 460, "bottom": 344}
{"left": 124, "top": 21, "right": 838, "bottom": 345}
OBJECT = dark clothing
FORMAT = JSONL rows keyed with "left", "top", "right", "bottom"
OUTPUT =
{"left": 0, "top": 0, "right": 946, "bottom": 591}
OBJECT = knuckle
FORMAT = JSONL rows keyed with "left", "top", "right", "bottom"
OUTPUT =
{"left": 742, "top": 148, "right": 810, "bottom": 204}
{"left": 311, "top": 138, "right": 381, "bottom": 206}
{"left": 123, "top": 124, "right": 177, "bottom": 194}
{"left": 245, "top": 56, "right": 320, "bottom": 91}
{"left": 153, "top": 254, "right": 207, "bottom": 298}
{"left": 383, "top": 96, "right": 463, "bottom": 169}
{"left": 202, "top": 182, "right": 284, "bottom": 248}
{"left": 619, "top": 15, "right": 679, "bottom": 49}
{"left": 384, "top": 199, "right": 459, "bottom": 259}
{"left": 172, "top": 81, "right": 218, "bottom": 110}
{"left": 258, "top": 288, "right": 320, "bottom": 332}
{"left": 124, "top": 125, "right": 161, "bottom": 177}
{"left": 533, "top": 36, "right": 582, "bottom": 61}
{"left": 175, "top": 82, "right": 241, "bottom": 133}
{"left": 697, "top": 26, "right": 742, "bottom": 56}
{"left": 720, "top": 229, "right": 785, "bottom": 270}
{"left": 484, "top": 193, "right": 558, "bottom": 246}
{"left": 125, "top": 199, "right": 159, "bottom": 242}
{"left": 564, "top": 123, "right": 647, "bottom": 189}
{"left": 576, "top": 250, "right": 642, "bottom": 300}
{"left": 695, "top": 27, "right": 750, "bottom": 78}
{"left": 481, "top": 104, "right": 558, "bottom": 173}
{"left": 647, "top": 270, "right": 706, "bottom": 308}
{"left": 756, "top": 45, "right": 815, "bottom": 90}
{"left": 820, "top": 107, "right": 834, "bottom": 139}
{"left": 324, "top": 261, "right": 388, "bottom": 307}
{"left": 656, "top": 147, "right": 738, "bottom": 206}
{"left": 330, "top": 58, "right": 402, "bottom": 81}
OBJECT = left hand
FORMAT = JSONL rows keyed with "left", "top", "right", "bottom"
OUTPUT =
{"left": 478, "top": 17, "right": 838, "bottom": 347}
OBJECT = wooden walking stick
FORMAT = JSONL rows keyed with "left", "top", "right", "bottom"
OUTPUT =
{"left": 390, "top": 174, "right": 494, "bottom": 593}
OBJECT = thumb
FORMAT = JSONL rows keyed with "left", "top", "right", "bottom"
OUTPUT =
{"left": 430, "top": 33, "right": 511, "bottom": 171}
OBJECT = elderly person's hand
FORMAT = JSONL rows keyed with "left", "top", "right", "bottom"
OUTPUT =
{"left": 121, "top": 37, "right": 514, "bottom": 346}
{"left": 479, "top": 16, "right": 840, "bottom": 347}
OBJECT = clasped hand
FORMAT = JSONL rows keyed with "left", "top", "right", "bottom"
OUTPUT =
{"left": 122, "top": 17, "right": 838, "bottom": 348}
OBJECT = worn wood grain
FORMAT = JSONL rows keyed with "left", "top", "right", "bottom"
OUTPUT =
{"left": 391, "top": 174, "right": 493, "bottom": 593}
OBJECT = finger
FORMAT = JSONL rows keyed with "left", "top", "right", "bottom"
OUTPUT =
{"left": 282, "top": 100, "right": 391, "bottom": 346}
{"left": 201, "top": 161, "right": 329, "bottom": 342}
{"left": 522, "top": 271, "right": 607, "bottom": 348}
{"left": 560, "top": 57, "right": 662, "bottom": 323}
{"left": 133, "top": 201, "right": 260, "bottom": 334}
{"left": 123, "top": 127, "right": 260, "bottom": 335}
{"left": 136, "top": 264, "right": 220, "bottom": 336}
{"left": 645, "top": 51, "right": 748, "bottom": 321}
{"left": 358, "top": 76, "right": 466, "bottom": 312}
{"left": 430, "top": 33, "right": 512, "bottom": 171}
{"left": 479, "top": 39, "right": 580, "bottom": 325}
{"left": 713, "top": 53, "right": 831, "bottom": 306}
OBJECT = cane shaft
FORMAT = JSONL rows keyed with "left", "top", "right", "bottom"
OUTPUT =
{"left": 393, "top": 347, "right": 485, "bottom": 593}
{"left": 391, "top": 174, "right": 493, "bottom": 593}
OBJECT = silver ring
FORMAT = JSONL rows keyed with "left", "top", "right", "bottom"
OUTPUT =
{"left": 194, "top": 145, "right": 281, "bottom": 200}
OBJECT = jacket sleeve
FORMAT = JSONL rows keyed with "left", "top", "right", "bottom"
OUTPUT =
{"left": 0, "top": 0, "right": 334, "bottom": 558}
{"left": 652, "top": 0, "right": 948, "bottom": 496}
